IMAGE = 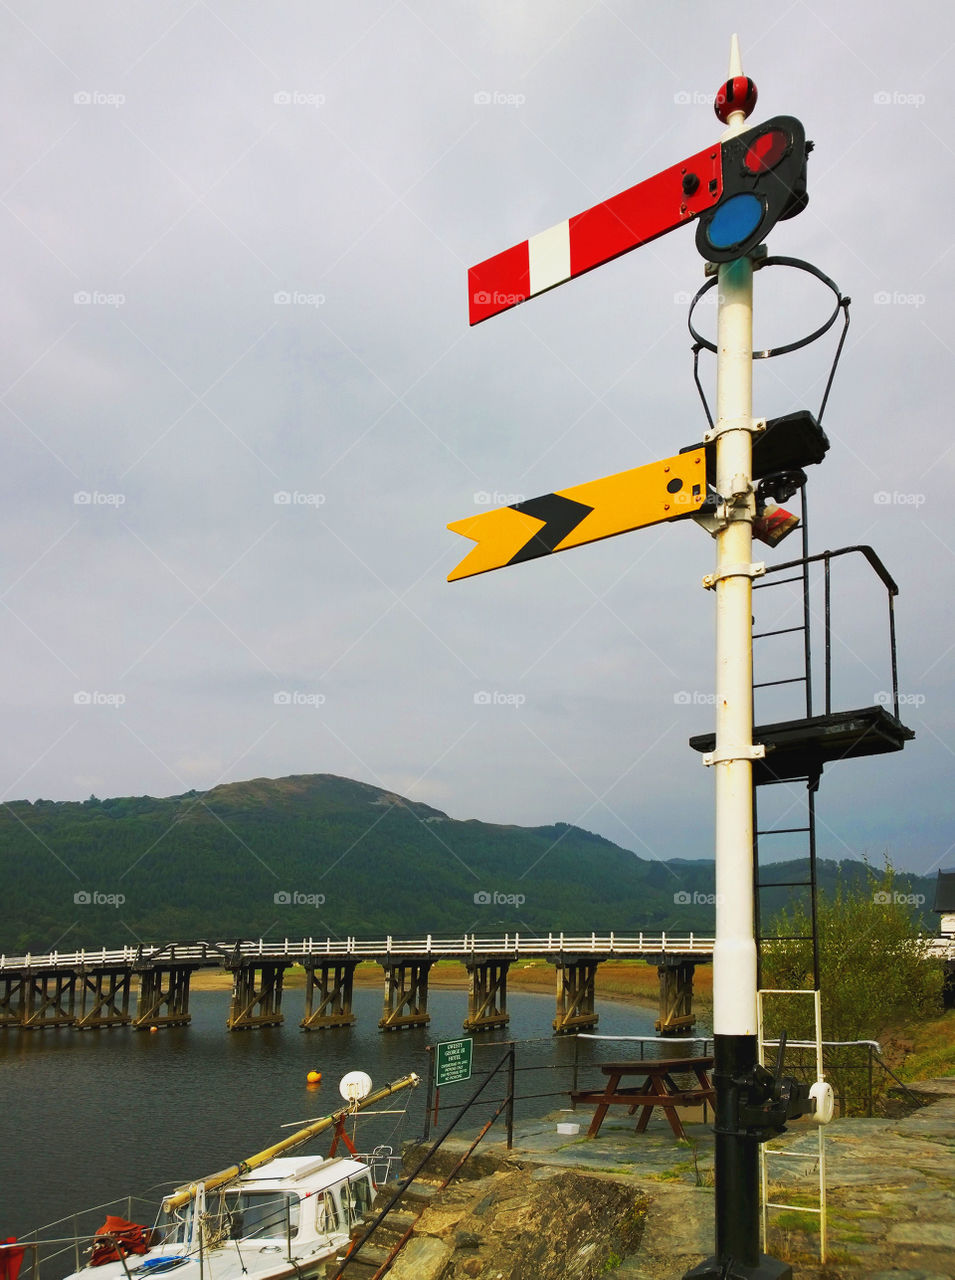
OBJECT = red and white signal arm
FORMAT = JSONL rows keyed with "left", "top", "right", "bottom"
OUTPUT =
{"left": 468, "top": 116, "right": 807, "bottom": 325}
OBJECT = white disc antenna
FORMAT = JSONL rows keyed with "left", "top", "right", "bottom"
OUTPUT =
{"left": 339, "top": 1070, "right": 373, "bottom": 1103}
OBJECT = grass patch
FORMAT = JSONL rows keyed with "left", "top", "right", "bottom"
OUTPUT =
{"left": 771, "top": 1209, "right": 820, "bottom": 1233}
{"left": 889, "top": 1008, "right": 955, "bottom": 1081}
{"left": 645, "top": 1168, "right": 683, "bottom": 1182}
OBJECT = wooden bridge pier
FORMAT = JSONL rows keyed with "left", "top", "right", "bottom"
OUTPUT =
{"left": 552, "top": 956, "right": 602, "bottom": 1034}
{"left": 78, "top": 966, "right": 132, "bottom": 1029}
{"left": 300, "top": 960, "right": 357, "bottom": 1030}
{"left": 652, "top": 956, "right": 703, "bottom": 1036}
{"left": 0, "top": 974, "right": 22, "bottom": 1027}
{"left": 463, "top": 957, "right": 510, "bottom": 1032}
{"left": 379, "top": 958, "right": 431, "bottom": 1031}
{"left": 21, "top": 971, "right": 78, "bottom": 1028}
{"left": 227, "top": 961, "right": 288, "bottom": 1030}
{"left": 133, "top": 966, "right": 192, "bottom": 1029}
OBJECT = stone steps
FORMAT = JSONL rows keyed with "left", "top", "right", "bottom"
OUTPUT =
{"left": 322, "top": 1179, "right": 442, "bottom": 1278}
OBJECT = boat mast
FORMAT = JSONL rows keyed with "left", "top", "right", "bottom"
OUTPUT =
{"left": 162, "top": 1073, "right": 419, "bottom": 1213}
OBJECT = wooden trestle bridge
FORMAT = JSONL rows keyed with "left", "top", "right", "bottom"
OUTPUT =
{"left": 0, "top": 933, "right": 713, "bottom": 1035}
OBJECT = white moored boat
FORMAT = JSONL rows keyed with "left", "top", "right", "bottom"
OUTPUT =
{"left": 67, "top": 1153, "right": 377, "bottom": 1280}
{"left": 2, "top": 1073, "right": 418, "bottom": 1280}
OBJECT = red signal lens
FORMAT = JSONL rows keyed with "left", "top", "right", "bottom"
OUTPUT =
{"left": 744, "top": 129, "right": 789, "bottom": 174}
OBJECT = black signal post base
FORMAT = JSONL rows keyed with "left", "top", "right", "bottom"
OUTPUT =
{"left": 681, "top": 1033, "right": 793, "bottom": 1280}
{"left": 682, "top": 1254, "right": 792, "bottom": 1280}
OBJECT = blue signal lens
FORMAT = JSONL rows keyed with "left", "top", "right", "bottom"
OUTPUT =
{"left": 706, "top": 193, "right": 764, "bottom": 250}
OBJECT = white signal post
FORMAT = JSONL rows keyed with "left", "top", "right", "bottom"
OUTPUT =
{"left": 687, "top": 35, "right": 787, "bottom": 1280}
{"left": 712, "top": 32, "right": 759, "bottom": 1057}
{"left": 711, "top": 263, "right": 759, "bottom": 1031}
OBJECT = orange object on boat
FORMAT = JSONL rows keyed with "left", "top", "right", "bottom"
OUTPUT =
{"left": 90, "top": 1218, "right": 152, "bottom": 1267}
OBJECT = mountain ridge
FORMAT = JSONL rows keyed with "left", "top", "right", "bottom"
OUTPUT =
{"left": 1, "top": 772, "right": 936, "bottom": 952}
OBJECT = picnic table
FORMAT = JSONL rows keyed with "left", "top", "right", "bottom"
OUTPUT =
{"left": 570, "top": 1055, "right": 715, "bottom": 1140}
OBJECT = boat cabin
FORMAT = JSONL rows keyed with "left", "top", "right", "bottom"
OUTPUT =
{"left": 162, "top": 1156, "right": 375, "bottom": 1248}
{"left": 61, "top": 1156, "right": 376, "bottom": 1280}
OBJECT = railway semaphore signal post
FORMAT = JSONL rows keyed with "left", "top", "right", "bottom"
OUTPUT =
{"left": 446, "top": 36, "right": 874, "bottom": 1279}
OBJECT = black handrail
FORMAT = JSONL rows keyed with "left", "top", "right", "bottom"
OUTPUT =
{"left": 871, "top": 1051, "right": 925, "bottom": 1108}
{"left": 765, "top": 545, "right": 899, "bottom": 597}
{"left": 756, "top": 544, "right": 903, "bottom": 725}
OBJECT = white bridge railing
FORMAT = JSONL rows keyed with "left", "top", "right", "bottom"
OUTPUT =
{"left": 0, "top": 932, "right": 717, "bottom": 972}
{"left": 3, "top": 933, "right": 950, "bottom": 973}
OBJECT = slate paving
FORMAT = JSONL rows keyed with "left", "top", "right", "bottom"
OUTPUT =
{"left": 436, "top": 1086, "right": 955, "bottom": 1278}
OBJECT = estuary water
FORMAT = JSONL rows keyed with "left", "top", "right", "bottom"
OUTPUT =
{"left": 0, "top": 986, "right": 679, "bottom": 1243}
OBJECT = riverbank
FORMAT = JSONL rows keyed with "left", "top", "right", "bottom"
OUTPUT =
{"left": 397, "top": 1085, "right": 955, "bottom": 1277}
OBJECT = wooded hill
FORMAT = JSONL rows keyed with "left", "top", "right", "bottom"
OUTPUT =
{"left": 0, "top": 773, "right": 936, "bottom": 953}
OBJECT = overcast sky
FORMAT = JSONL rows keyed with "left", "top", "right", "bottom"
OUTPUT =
{"left": 2, "top": 1, "right": 952, "bottom": 886}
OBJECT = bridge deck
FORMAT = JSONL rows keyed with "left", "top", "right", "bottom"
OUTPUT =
{"left": 0, "top": 933, "right": 715, "bottom": 973}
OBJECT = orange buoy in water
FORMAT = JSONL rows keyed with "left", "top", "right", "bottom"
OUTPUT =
{"left": 306, "top": 1070, "right": 322, "bottom": 1084}
{"left": 149, "top": 1025, "right": 158, "bottom": 1033}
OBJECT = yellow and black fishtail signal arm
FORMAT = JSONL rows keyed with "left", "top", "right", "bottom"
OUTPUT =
{"left": 447, "top": 451, "right": 706, "bottom": 582}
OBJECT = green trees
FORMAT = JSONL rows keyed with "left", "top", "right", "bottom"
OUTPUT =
{"left": 762, "top": 862, "right": 943, "bottom": 1114}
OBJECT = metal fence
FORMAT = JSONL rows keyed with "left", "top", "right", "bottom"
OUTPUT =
{"left": 421, "top": 1033, "right": 919, "bottom": 1132}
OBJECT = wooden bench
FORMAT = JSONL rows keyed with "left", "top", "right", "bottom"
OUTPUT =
{"left": 570, "top": 1055, "right": 715, "bottom": 1140}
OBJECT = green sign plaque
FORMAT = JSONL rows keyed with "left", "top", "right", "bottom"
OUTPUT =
{"left": 435, "top": 1036, "right": 473, "bottom": 1087}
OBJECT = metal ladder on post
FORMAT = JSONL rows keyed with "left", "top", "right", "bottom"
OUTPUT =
{"left": 751, "top": 483, "right": 820, "bottom": 990}
{"left": 752, "top": 487, "right": 827, "bottom": 1263}
{"left": 757, "top": 988, "right": 828, "bottom": 1263}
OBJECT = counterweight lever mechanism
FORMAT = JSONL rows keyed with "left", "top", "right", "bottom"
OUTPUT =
{"left": 722, "top": 1033, "right": 834, "bottom": 1145}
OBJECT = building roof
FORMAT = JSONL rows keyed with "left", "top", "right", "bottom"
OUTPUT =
{"left": 933, "top": 869, "right": 955, "bottom": 913}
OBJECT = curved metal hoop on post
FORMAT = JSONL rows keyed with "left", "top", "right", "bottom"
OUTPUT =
{"left": 688, "top": 256, "right": 851, "bottom": 429}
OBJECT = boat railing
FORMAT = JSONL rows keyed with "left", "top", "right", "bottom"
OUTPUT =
{"left": 354, "top": 1144, "right": 402, "bottom": 1188}
{"left": 5, "top": 1194, "right": 177, "bottom": 1280}
{"left": 1, "top": 1199, "right": 300, "bottom": 1280}
{"left": 1, "top": 1231, "right": 142, "bottom": 1280}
